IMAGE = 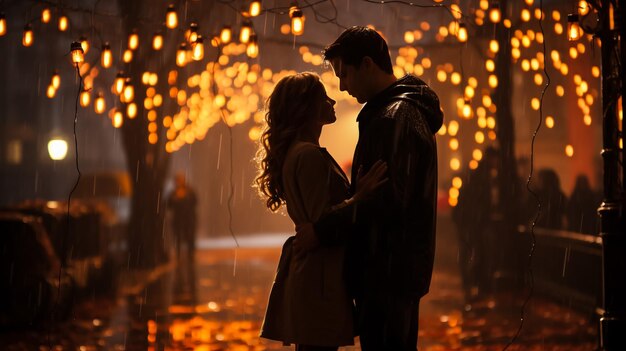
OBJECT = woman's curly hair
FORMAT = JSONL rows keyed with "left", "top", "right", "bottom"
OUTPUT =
{"left": 255, "top": 72, "right": 325, "bottom": 211}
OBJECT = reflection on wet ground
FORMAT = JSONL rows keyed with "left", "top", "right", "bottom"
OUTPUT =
{"left": 1, "top": 243, "right": 597, "bottom": 350}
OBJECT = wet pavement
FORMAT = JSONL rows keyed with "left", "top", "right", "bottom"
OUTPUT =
{"left": 1, "top": 230, "right": 598, "bottom": 350}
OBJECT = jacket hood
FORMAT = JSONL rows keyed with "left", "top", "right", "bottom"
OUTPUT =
{"left": 368, "top": 74, "right": 444, "bottom": 134}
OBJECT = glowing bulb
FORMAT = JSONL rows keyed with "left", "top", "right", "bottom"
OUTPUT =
{"left": 58, "top": 15, "right": 68, "bottom": 32}
{"left": 176, "top": 43, "right": 187, "bottom": 67}
{"left": 249, "top": 1, "right": 261, "bottom": 17}
{"left": 127, "top": 102, "right": 137, "bottom": 119}
{"left": 578, "top": 1, "right": 590, "bottom": 16}
{"left": 153, "top": 32, "right": 163, "bottom": 50}
{"left": 112, "top": 110, "right": 123, "bottom": 128}
{"left": 22, "top": 24, "right": 34, "bottom": 47}
{"left": 80, "top": 90, "right": 90, "bottom": 107}
{"left": 0, "top": 13, "right": 6, "bottom": 36}
{"left": 46, "top": 85, "right": 56, "bottom": 98}
{"left": 101, "top": 43, "right": 112, "bottom": 68}
{"left": 166, "top": 4, "right": 178, "bottom": 29}
{"left": 462, "top": 101, "right": 472, "bottom": 119}
{"left": 51, "top": 72, "right": 61, "bottom": 89}
{"left": 568, "top": 14, "right": 582, "bottom": 41}
{"left": 79, "top": 36, "right": 89, "bottom": 54}
{"left": 545, "top": 116, "right": 554, "bottom": 128}
{"left": 48, "top": 139, "right": 68, "bottom": 160}
{"left": 220, "top": 26, "right": 232, "bottom": 44}
{"left": 115, "top": 72, "right": 125, "bottom": 95}
{"left": 95, "top": 94, "right": 106, "bottom": 114}
{"left": 187, "top": 23, "right": 199, "bottom": 43}
{"left": 240, "top": 21, "right": 252, "bottom": 43}
{"left": 489, "top": 4, "right": 501, "bottom": 23}
{"left": 41, "top": 8, "right": 51, "bottom": 23}
{"left": 291, "top": 10, "right": 305, "bottom": 35}
{"left": 489, "top": 40, "right": 499, "bottom": 53}
{"left": 457, "top": 23, "right": 468, "bottom": 42}
{"left": 123, "top": 49, "right": 133, "bottom": 63}
{"left": 246, "top": 34, "right": 259, "bottom": 58}
{"left": 565, "top": 144, "right": 574, "bottom": 157}
{"left": 128, "top": 31, "right": 139, "bottom": 50}
{"left": 192, "top": 36, "right": 204, "bottom": 61}
{"left": 70, "top": 41, "right": 84, "bottom": 64}
{"left": 123, "top": 83, "right": 134, "bottom": 103}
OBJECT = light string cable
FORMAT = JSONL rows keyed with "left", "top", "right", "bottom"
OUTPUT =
{"left": 503, "top": 0, "right": 549, "bottom": 348}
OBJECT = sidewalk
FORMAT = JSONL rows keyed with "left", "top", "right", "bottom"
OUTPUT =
{"left": 0, "top": 226, "right": 598, "bottom": 350}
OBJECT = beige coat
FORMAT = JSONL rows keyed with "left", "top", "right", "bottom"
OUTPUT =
{"left": 260, "top": 141, "right": 354, "bottom": 347}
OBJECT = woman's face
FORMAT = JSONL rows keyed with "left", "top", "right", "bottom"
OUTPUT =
{"left": 315, "top": 86, "right": 336, "bottom": 126}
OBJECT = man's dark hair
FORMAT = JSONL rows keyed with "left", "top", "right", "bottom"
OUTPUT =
{"left": 323, "top": 26, "right": 393, "bottom": 74}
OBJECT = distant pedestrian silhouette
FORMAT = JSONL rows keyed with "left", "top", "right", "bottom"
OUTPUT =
{"left": 167, "top": 173, "right": 197, "bottom": 262}
{"left": 566, "top": 174, "right": 599, "bottom": 234}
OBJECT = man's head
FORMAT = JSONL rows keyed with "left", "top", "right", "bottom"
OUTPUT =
{"left": 323, "top": 26, "right": 395, "bottom": 103}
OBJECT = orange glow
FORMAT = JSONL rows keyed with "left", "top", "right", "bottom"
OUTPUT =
{"left": 22, "top": 25, "right": 34, "bottom": 46}
{"left": 166, "top": 5, "right": 178, "bottom": 29}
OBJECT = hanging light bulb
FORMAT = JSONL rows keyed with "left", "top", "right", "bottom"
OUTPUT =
{"left": 240, "top": 20, "right": 252, "bottom": 43}
{"left": 112, "top": 110, "right": 124, "bottom": 128}
{"left": 123, "top": 49, "right": 133, "bottom": 63}
{"left": 94, "top": 93, "right": 106, "bottom": 114}
{"left": 246, "top": 34, "right": 259, "bottom": 58}
{"left": 58, "top": 15, "right": 68, "bottom": 31}
{"left": 127, "top": 102, "right": 137, "bottom": 119}
{"left": 41, "top": 8, "right": 51, "bottom": 23}
{"left": 457, "top": 23, "right": 468, "bottom": 42}
{"left": 489, "top": 2, "right": 501, "bottom": 23}
{"left": 22, "top": 24, "right": 34, "bottom": 47}
{"left": 220, "top": 26, "right": 232, "bottom": 44}
{"left": 128, "top": 30, "right": 139, "bottom": 50}
{"left": 101, "top": 43, "right": 112, "bottom": 68}
{"left": 176, "top": 43, "right": 188, "bottom": 67}
{"left": 152, "top": 32, "right": 163, "bottom": 50}
{"left": 70, "top": 41, "right": 84, "bottom": 64}
{"left": 79, "top": 36, "right": 89, "bottom": 54}
{"left": 249, "top": 1, "right": 261, "bottom": 17}
{"left": 0, "top": 13, "right": 7, "bottom": 37}
{"left": 80, "top": 90, "right": 90, "bottom": 107}
{"left": 290, "top": 8, "right": 305, "bottom": 35}
{"left": 166, "top": 4, "right": 178, "bottom": 29}
{"left": 578, "top": 1, "right": 590, "bottom": 16}
{"left": 51, "top": 71, "right": 61, "bottom": 89}
{"left": 187, "top": 22, "right": 199, "bottom": 43}
{"left": 115, "top": 72, "right": 126, "bottom": 95}
{"left": 46, "top": 85, "right": 56, "bottom": 98}
{"left": 123, "top": 81, "right": 134, "bottom": 103}
{"left": 567, "top": 14, "right": 582, "bottom": 41}
{"left": 192, "top": 35, "right": 204, "bottom": 61}
{"left": 462, "top": 99, "right": 472, "bottom": 118}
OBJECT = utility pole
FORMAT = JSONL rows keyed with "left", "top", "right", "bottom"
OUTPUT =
{"left": 597, "top": 0, "right": 626, "bottom": 349}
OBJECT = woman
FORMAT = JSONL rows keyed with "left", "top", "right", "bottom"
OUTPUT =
{"left": 255, "top": 72, "right": 386, "bottom": 350}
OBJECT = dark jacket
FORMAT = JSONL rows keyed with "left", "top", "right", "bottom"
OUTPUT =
{"left": 314, "top": 74, "right": 443, "bottom": 299}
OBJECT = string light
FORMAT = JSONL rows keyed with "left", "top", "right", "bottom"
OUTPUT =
{"left": 176, "top": 43, "right": 188, "bottom": 67}
{"left": 41, "top": 8, "right": 51, "bottom": 23}
{"left": 22, "top": 24, "right": 34, "bottom": 47}
{"left": 249, "top": 1, "right": 261, "bottom": 17}
{"left": 220, "top": 26, "right": 232, "bottom": 44}
{"left": 127, "top": 102, "right": 137, "bottom": 119}
{"left": 457, "top": 23, "right": 468, "bottom": 42}
{"left": 240, "top": 20, "right": 252, "bottom": 44}
{"left": 80, "top": 90, "right": 90, "bottom": 107}
{"left": 128, "top": 30, "right": 139, "bottom": 50}
{"left": 152, "top": 32, "right": 163, "bottom": 50}
{"left": 166, "top": 4, "right": 178, "bottom": 29}
{"left": 51, "top": 71, "right": 61, "bottom": 89}
{"left": 58, "top": 15, "right": 68, "bottom": 32}
{"left": 578, "top": 1, "right": 590, "bottom": 16}
{"left": 94, "top": 93, "right": 106, "bottom": 114}
{"left": 70, "top": 41, "right": 85, "bottom": 64}
{"left": 567, "top": 14, "right": 582, "bottom": 41}
{"left": 246, "top": 34, "right": 259, "bottom": 58}
{"left": 101, "top": 43, "right": 113, "bottom": 68}
{"left": 187, "top": 22, "right": 199, "bottom": 43}
{"left": 192, "top": 35, "right": 204, "bottom": 61}
{"left": 290, "top": 8, "right": 305, "bottom": 35}
{"left": 0, "top": 13, "right": 5, "bottom": 36}
{"left": 122, "top": 81, "right": 134, "bottom": 103}
{"left": 489, "top": 2, "right": 501, "bottom": 23}
{"left": 115, "top": 72, "right": 126, "bottom": 95}
{"left": 79, "top": 36, "right": 89, "bottom": 54}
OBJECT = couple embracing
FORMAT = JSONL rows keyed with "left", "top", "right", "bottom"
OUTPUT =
{"left": 255, "top": 26, "right": 443, "bottom": 351}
